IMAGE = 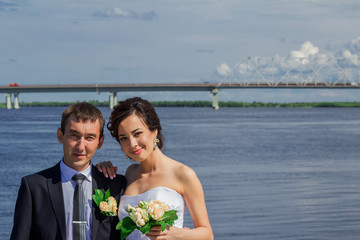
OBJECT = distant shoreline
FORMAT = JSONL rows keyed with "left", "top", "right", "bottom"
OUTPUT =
{"left": 2, "top": 100, "right": 360, "bottom": 108}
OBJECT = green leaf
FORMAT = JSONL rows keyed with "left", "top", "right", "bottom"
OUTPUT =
{"left": 139, "top": 222, "right": 152, "bottom": 234}
{"left": 164, "top": 219, "right": 175, "bottom": 226}
{"left": 116, "top": 209, "right": 179, "bottom": 239}
{"left": 160, "top": 221, "right": 168, "bottom": 231}
{"left": 120, "top": 230, "right": 131, "bottom": 240}
{"left": 116, "top": 219, "right": 124, "bottom": 230}
{"left": 122, "top": 218, "right": 137, "bottom": 233}
{"left": 104, "top": 188, "right": 111, "bottom": 199}
{"left": 161, "top": 210, "right": 178, "bottom": 221}
{"left": 95, "top": 189, "right": 105, "bottom": 199}
{"left": 117, "top": 219, "right": 134, "bottom": 240}
{"left": 92, "top": 189, "right": 104, "bottom": 206}
{"left": 117, "top": 217, "right": 137, "bottom": 234}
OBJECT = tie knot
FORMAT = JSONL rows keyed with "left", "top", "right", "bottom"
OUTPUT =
{"left": 72, "top": 174, "right": 86, "bottom": 183}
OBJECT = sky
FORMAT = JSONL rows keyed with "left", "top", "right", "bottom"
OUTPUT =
{"left": 1, "top": 0, "right": 360, "bottom": 103}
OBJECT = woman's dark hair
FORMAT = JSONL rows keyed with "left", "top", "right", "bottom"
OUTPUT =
{"left": 107, "top": 97, "right": 164, "bottom": 149}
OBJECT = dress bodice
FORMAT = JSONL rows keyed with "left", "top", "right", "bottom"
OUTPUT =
{"left": 118, "top": 187, "right": 185, "bottom": 240}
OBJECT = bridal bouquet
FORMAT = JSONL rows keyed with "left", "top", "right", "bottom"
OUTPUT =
{"left": 116, "top": 200, "right": 178, "bottom": 240}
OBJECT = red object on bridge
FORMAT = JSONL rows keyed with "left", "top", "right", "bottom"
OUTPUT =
{"left": 9, "top": 83, "right": 20, "bottom": 87}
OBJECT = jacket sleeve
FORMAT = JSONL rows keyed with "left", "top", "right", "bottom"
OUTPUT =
{"left": 109, "top": 175, "right": 127, "bottom": 240}
{"left": 10, "top": 177, "right": 33, "bottom": 240}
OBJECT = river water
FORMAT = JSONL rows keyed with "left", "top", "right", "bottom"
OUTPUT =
{"left": 1, "top": 106, "right": 360, "bottom": 239}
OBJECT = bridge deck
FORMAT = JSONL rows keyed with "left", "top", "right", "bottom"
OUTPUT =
{"left": 0, "top": 82, "right": 358, "bottom": 93}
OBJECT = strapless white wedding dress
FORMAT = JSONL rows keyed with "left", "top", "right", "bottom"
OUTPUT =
{"left": 118, "top": 187, "right": 185, "bottom": 240}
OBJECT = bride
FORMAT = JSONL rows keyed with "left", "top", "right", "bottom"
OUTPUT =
{"left": 97, "top": 97, "right": 213, "bottom": 240}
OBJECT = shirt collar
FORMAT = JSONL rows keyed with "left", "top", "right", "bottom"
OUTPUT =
{"left": 60, "top": 158, "right": 92, "bottom": 182}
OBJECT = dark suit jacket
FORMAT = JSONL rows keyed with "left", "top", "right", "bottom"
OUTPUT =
{"left": 10, "top": 162, "right": 126, "bottom": 240}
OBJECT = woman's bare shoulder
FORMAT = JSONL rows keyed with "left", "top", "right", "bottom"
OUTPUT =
{"left": 172, "top": 161, "right": 197, "bottom": 182}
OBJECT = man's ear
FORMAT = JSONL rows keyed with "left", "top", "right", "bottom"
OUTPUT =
{"left": 97, "top": 135, "right": 105, "bottom": 149}
{"left": 57, "top": 128, "right": 64, "bottom": 143}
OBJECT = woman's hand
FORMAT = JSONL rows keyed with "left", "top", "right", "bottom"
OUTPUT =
{"left": 95, "top": 161, "right": 118, "bottom": 179}
{"left": 146, "top": 225, "right": 187, "bottom": 240}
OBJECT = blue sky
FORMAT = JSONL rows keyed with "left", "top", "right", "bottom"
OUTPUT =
{"left": 1, "top": 0, "right": 360, "bottom": 103}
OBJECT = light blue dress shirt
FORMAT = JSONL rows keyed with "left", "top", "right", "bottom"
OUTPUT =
{"left": 60, "top": 160, "right": 93, "bottom": 240}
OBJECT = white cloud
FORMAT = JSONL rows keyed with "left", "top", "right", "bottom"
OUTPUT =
{"left": 236, "top": 62, "right": 254, "bottom": 75}
{"left": 93, "top": 7, "right": 156, "bottom": 21}
{"left": 347, "top": 36, "right": 360, "bottom": 53}
{"left": 290, "top": 41, "right": 319, "bottom": 64}
{"left": 112, "top": 7, "right": 131, "bottom": 17}
{"left": 215, "top": 37, "right": 360, "bottom": 85}
{"left": 216, "top": 63, "right": 231, "bottom": 76}
{"left": 342, "top": 50, "right": 359, "bottom": 66}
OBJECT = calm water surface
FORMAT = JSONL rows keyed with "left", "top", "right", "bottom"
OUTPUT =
{"left": 1, "top": 107, "right": 360, "bottom": 239}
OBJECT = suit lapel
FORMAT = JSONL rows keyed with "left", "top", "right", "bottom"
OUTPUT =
{"left": 47, "top": 162, "right": 66, "bottom": 240}
{"left": 91, "top": 165, "right": 102, "bottom": 240}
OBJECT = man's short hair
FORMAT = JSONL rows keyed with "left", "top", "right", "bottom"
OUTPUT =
{"left": 60, "top": 102, "right": 105, "bottom": 139}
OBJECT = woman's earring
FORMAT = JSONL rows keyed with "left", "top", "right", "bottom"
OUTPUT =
{"left": 154, "top": 137, "right": 160, "bottom": 150}
{"left": 126, "top": 155, "right": 129, "bottom": 159}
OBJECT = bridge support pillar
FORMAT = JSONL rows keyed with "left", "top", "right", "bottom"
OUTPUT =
{"left": 109, "top": 92, "right": 118, "bottom": 109}
{"left": 5, "top": 93, "right": 12, "bottom": 109}
{"left": 13, "top": 93, "right": 20, "bottom": 109}
{"left": 212, "top": 88, "right": 219, "bottom": 110}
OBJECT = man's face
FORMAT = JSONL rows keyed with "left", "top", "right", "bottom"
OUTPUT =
{"left": 57, "top": 114, "right": 104, "bottom": 171}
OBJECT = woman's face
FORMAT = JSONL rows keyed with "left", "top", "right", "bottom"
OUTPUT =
{"left": 117, "top": 113, "right": 157, "bottom": 161}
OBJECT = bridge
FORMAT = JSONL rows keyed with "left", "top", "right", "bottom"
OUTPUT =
{"left": 2, "top": 56, "right": 360, "bottom": 109}
{"left": 1, "top": 82, "right": 359, "bottom": 110}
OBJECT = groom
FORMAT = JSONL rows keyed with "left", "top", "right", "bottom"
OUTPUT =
{"left": 10, "top": 102, "right": 126, "bottom": 240}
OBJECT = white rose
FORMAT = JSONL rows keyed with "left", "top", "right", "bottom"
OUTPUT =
{"left": 136, "top": 218, "right": 146, "bottom": 227}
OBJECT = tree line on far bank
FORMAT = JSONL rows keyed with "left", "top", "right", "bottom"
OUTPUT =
{"left": 1, "top": 100, "right": 360, "bottom": 108}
